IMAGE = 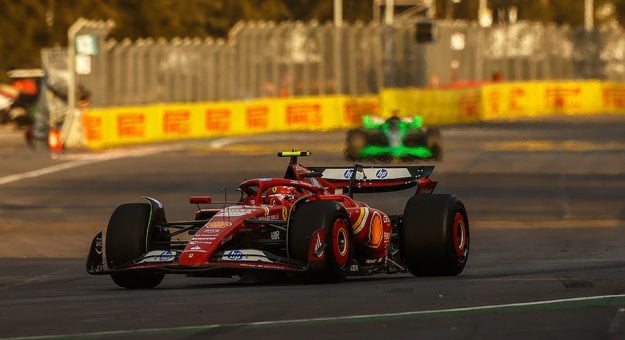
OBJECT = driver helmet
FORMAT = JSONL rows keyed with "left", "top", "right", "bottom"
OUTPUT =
{"left": 266, "top": 186, "right": 297, "bottom": 205}
{"left": 387, "top": 115, "right": 401, "bottom": 131}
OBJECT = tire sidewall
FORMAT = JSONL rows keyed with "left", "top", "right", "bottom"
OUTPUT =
{"left": 324, "top": 209, "right": 352, "bottom": 277}
{"left": 288, "top": 200, "right": 353, "bottom": 281}
{"left": 401, "top": 194, "right": 469, "bottom": 276}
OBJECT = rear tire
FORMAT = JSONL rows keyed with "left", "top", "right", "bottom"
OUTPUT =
{"left": 288, "top": 201, "right": 352, "bottom": 282}
{"left": 403, "top": 131, "right": 427, "bottom": 147}
{"left": 425, "top": 128, "right": 442, "bottom": 161}
{"left": 105, "top": 203, "right": 165, "bottom": 289}
{"left": 345, "top": 129, "right": 368, "bottom": 161}
{"left": 401, "top": 194, "right": 469, "bottom": 276}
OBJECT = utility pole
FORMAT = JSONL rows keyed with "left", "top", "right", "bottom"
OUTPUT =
{"left": 385, "top": 0, "right": 394, "bottom": 25}
{"left": 479, "top": 0, "right": 487, "bottom": 17}
{"left": 333, "top": 0, "right": 343, "bottom": 94}
{"left": 584, "top": 0, "right": 594, "bottom": 31}
{"left": 334, "top": 0, "right": 343, "bottom": 27}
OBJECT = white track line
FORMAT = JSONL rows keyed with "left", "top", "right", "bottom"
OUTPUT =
{"left": 0, "top": 144, "right": 185, "bottom": 186}
{"left": 4, "top": 294, "right": 625, "bottom": 339}
{"left": 0, "top": 160, "right": 94, "bottom": 186}
{"left": 207, "top": 133, "right": 322, "bottom": 149}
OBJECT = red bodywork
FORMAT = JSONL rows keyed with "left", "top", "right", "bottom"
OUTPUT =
{"left": 87, "top": 155, "right": 437, "bottom": 276}
{"left": 177, "top": 161, "right": 434, "bottom": 269}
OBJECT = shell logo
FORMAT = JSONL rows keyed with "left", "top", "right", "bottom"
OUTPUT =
{"left": 368, "top": 212, "right": 384, "bottom": 248}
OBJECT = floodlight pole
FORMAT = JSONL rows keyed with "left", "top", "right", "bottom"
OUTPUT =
{"left": 334, "top": 0, "right": 343, "bottom": 27}
{"left": 584, "top": 0, "right": 594, "bottom": 31}
{"left": 385, "top": 0, "right": 395, "bottom": 25}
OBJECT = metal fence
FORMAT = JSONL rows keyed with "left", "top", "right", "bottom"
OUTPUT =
{"left": 428, "top": 21, "right": 610, "bottom": 84}
{"left": 40, "top": 47, "right": 69, "bottom": 128}
{"left": 61, "top": 20, "right": 625, "bottom": 108}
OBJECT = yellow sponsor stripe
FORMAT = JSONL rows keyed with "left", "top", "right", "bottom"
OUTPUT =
{"left": 352, "top": 207, "right": 369, "bottom": 234}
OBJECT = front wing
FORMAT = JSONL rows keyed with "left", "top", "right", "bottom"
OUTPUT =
{"left": 86, "top": 232, "right": 307, "bottom": 276}
{"left": 86, "top": 232, "right": 404, "bottom": 277}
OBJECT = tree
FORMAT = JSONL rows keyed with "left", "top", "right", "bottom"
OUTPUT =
{"left": 0, "top": 0, "right": 623, "bottom": 82}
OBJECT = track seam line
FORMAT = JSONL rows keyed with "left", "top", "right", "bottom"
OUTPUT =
{"left": 4, "top": 294, "right": 625, "bottom": 339}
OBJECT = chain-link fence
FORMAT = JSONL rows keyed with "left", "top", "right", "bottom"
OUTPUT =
{"left": 66, "top": 20, "right": 625, "bottom": 108}
{"left": 429, "top": 21, "right": 612, "bottom": 84}
{"left": 40, "top": 47, "right": 69, "bottom": 129}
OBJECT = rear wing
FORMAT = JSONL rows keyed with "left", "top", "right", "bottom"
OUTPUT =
{"left": 308, "top": 165, "right": 434, "bottom": 194}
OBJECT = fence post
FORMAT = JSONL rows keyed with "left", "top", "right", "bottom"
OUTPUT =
{"left": 65, "top": 18, "right": 114, "bottom": 148}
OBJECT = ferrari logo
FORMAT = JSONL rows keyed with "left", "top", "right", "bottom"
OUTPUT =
{"left": 282, "top": 207, "right": 288, "bottom": 220}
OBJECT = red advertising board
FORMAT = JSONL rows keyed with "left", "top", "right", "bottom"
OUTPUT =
{"left": 286, "top": 103, "right": 321, "bottom": 126}
{"left": 205, "top": 109, "right": 231, "bottom": 132}
{"left": 163, "top": 110, "right": 190, "bottom": 135}
{"left": 82, "top": 115, "right": 102, "bottom": 141}
{"left": 117, "top": 113, "right": 145, "bottom": 138}
{"left": 246, "top": 106, "right": 269, "bottom": 129}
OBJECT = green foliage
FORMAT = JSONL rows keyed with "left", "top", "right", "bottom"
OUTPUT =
{"left": 0, "top": 0, "right": 621, "bottom": 82}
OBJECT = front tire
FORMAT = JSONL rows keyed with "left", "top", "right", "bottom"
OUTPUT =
{"left": 105, "top": 203, "right": 165, "bottom": 289}
{"left": 401, "top": 194, "right": 469, "bottom": 276}
{"left": 288, "top": 200, "right": 352, "bottom": 282}
{"left": 111, "top": 271, "right": 164, "bottom": 289}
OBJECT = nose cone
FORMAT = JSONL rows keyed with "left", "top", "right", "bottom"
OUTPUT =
{"left": 178, "top": 205, "right": 269, "bottom": 265}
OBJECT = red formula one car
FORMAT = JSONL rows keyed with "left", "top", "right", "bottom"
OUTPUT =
{"left": 86, "top": 151, "right": 469, "bottom": 288}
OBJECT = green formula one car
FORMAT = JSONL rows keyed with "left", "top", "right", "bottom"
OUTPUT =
{"left": 345, "top": 115, "right": 442, "bottom": 162}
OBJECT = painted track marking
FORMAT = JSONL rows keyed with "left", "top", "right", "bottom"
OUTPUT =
{"left": 4, "top": 294, "right": 625, "bottom": 339}
{"left": 0, "top": 144, "right": 184, "bottom": 186}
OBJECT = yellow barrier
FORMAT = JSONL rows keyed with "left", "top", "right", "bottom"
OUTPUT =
{"left": 82, "top": 95, "right": 379, "bottom": 149}
{"left": 380, "top": 87, "right": 482, "bottom": 125}
{"left": 82, "top": 81, "right": 625, "bottom": 149}
{"left": 381, "top": 80, "right": 624, "bottom": 125}
{"left": 601, "top": 82, "right": 625, "bottom": 113}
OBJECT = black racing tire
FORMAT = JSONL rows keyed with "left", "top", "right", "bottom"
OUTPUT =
{"left": 401, "top": 194, "right": 469, "bottom": 276}
{"left": 425, "top": 127, "right": 442, "bottom": 161}
{"left": 345, "top": 129, "right": 368, "bottom": 161}
{"left": 403, "top": 130, "right": 427, "bottom": 147}
{"left": 111, "top": 271, "right": 164, "bottom": 289}
{"left": 367, "top": 129, "right": 388, "bottom": 146}
{"left": 105, "top": 203, "right": 165, "bottom": 289}
{"left": 288, "top": 200, "right": 352, "bottom": 282}
{"left": 0, "top": 110, "right": 9, "bottom": 124}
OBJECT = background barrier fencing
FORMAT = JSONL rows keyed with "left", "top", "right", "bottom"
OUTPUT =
{"left": 82, "top": 80, "right": 625, "bottom": 149}
{"left": 64, "top": 20, "right": 625, "bottom": 109}
{"left": 81, "top": 95, "right": 378, "bottom": 149}
{"left": 40, "top": 19, "right": 625, "bottom": 148}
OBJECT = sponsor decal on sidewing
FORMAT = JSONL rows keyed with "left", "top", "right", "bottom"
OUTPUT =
{"left": 207, "top": 221, "right": 232, "bottom": 228}
{"left": 201, "top": 228, "right": 226, "bottom": 234}
{"left": 220, "top": 249, "right": 273, "bottom": 263}
{"left": 138, "top": 250, "right": 177, "bottom": 263}
{"left": 191, "top": 236, "right": 217, "bottom": 241}
{"left": 258, "top": 214, "right": 282, "bottom": 221}
{"left": 215, "top": 206, "right": 260, "bottom": 217}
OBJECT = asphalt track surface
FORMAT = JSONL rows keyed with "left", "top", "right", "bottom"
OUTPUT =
{"left": 1, "top": 116, "right": 625, "bottom": 339}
